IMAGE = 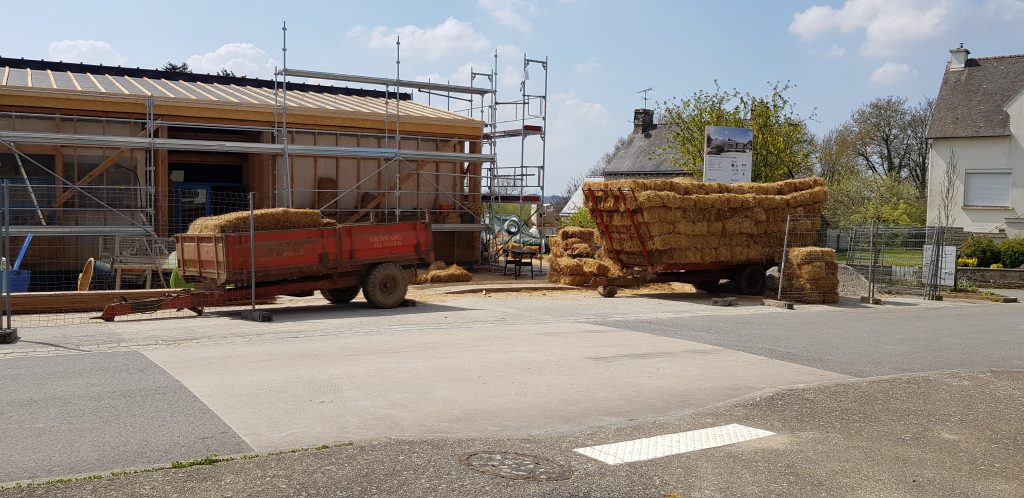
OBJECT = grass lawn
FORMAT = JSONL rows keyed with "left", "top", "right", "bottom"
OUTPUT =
{"left": 838, "top": 248, "right": 925, "bottom": 266}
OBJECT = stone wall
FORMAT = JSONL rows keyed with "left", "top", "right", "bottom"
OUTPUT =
{"left": 957, "top": 267, "right": 1024, "bottom": 289}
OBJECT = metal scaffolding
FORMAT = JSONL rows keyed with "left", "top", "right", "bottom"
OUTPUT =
{"left": 273, "top": 35, "right": 550, "bottom": 268}
{"left": 0, "top": 28, "right": 549, "bottom": 280}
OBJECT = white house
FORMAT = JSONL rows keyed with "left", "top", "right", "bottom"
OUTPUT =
{"left": 927, "top": 46, "right": 1024, "bottom": 236}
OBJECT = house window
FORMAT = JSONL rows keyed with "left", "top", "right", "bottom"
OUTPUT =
{"left": 964, "top": 171, "right": 1012, "bottom": 208}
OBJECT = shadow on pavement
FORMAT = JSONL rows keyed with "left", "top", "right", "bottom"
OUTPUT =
{"left": 209, "top": 301, "right": 473, "bottom": 323}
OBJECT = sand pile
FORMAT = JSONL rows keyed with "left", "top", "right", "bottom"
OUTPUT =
{"left": 415, "top": 261, "right": 473, "bottom": 284}
{"left": 780, "top": 247, "right": 839, "bottom": 304}
{"left": 582, "top": 177, "right": 827, "bottom": 269}
{"left": 547, "top": 227, "right": 622, "bottom": 287}
{"left": 187, "top": 208, "right": 337, "bottom": 234}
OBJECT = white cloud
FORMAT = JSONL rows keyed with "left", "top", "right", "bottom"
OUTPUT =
{"left": 185, "top": 43, "right": 277, "bottom": 78}
{"left": 986, "top": 0, "right": 1024, "bottom": 19}
{"left": 48, "top": 40, "right": 126, "bottom": 65}
{"left": 869, "top": 62, "right": 916, "bottom": 84}
{"left": 789, "top": 0, "right": 951, "bottom": 56}
{"left": 551, "top": 91, "right": 611, "bottom": 125}
{"left": 478, "top": 0, "right": 540, "bottom": 33}
{"left": 546, "top": 90, "right": 618, "bottom": 190}
{"left": 413, "top": 44, "right": 525, "bottom": 92}
{"left": 826, "top": 45, "right": 846, "bottom": 57}
{"left": 347, "top": 17, "right": 491, "bottom": 61}
{"left": 573, "top": 59, "right": 601, "bottom": 75}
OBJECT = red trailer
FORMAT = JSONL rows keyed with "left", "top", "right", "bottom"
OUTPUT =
{"left": 98, "top": 221, "right": 433, "bottom": 321}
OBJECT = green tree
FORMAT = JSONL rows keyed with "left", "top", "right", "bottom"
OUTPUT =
{"left": 161, "top": 61, "right": 192, "bottom": 73}
{"left": 216, "top": 68, "right": 244, "bottom": 78}
{"left": 560, "top": 208, "right": 595, "bottom": 229}
{"left": 825, "top": 169, "right": 926, "bottom": 227}
{"left": 814, "top": 126, "right": 859, "bottom": 184}
{"left": 659, "top": 81, "right": 815, "bottom": 182}
{"left": 846, "top": 96, "right": 933, "bottom": 198}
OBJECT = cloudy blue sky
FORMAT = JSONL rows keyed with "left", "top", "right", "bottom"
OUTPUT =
{"left": 3, "top": 0, "right": 1022, "bottom": 193}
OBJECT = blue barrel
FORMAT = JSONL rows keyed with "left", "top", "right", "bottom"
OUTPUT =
{"left": 2, "top": 270, "right": 30, "bottom": 293}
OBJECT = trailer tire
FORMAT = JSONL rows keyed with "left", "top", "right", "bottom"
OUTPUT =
{"left": 362, "top": 263, "right": 409, "bottom": 309}
{"left": 321, "top": 286, "right": 361, "bottom": 304}
{"left": 734, "top": 265, "right": 766, "bottom": 296}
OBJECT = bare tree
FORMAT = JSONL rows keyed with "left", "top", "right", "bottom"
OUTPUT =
{"left": 848, "top": 96, "right": 912, "bottom": 178}
{"left": 160, "top": 61, "right": 192, "bottom": 73}
{"left": 551, "top": 172, "right": 585, "bottom": 214}
{"left": 906, "top": 97, "right": 935, "bottom": 198}
{"left": 815, "top": 126, "right": 858, "bottom": 183}
{"left": 935, "top": 147, "right": 960, "bottom": 227}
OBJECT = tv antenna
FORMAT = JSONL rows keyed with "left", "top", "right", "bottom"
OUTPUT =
{"left": 637, "top": 87, "right": 654, "bottom": 109}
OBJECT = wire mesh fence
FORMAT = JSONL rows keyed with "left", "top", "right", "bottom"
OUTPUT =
{"left": 778, "top": 217, "right": 968, "bottom": 303}
{"left": 775, "top": 215, "right": 840, "bottom": 304}
{"left": 0, "top": 181, "right": 264, "bottom": 328}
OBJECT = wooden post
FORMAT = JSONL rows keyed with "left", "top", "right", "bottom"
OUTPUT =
{"left": 467, "top": 140, "right": 482, "bottom": 218}
{"left": 154, "top": 126, "right": 169, "bottom": 237}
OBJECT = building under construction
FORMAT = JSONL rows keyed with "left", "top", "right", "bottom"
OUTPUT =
{"left": 0, "top": 53, "right": 547, "bottom": 290}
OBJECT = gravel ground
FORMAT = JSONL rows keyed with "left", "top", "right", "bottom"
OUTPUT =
{"left": 837, "top": 264, "right": 869, "bottom": 297}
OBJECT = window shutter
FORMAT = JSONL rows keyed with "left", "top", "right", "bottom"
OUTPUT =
{"left": 964, "top": 172, "right": 1011, "bottom": 207}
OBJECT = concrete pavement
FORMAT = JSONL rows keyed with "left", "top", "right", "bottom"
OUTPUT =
{"left": 4, "top": 370, "right": 1020, "bottom": 498}
{"left": 0, "top": 352, "right": 251, "bottom": 483}
{"left": 0, "top": 290, "right": 1020, "bottom": 494}
{"left": 143, "top": 320, "right": 846, "bottom": 450}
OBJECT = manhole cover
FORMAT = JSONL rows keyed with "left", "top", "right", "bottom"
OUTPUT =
{"left": 459, "top": 451, "right": 572, "bottom": 481}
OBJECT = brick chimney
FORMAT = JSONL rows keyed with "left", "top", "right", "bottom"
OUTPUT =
{"left": 949, "top": 44, "right": 970, "bottom": 70}
{"left": 633, "top": 108, "right": 655, "bottom": 135}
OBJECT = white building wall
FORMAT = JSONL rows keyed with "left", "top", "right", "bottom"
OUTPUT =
{"left": 927, "top": 134, "right": 1023, "bottom": 232}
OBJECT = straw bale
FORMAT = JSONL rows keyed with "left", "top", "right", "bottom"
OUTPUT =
{"left": 559, "top": 227, "right": 597, "bottom": 243}
{"left": 780, "top": 247, "right": 839, "bottom": 304}
{"left": 428, "top": 260, "right": 448, "bottom": 272}
{"left": 786, "top": 247, "right": 835, "bottom": 265}
{"left": 187, "top": 208, "right": 336, "bottom": 234}
{"left": 559, "top": 275, "right": 595, "bottom": 287}
{"left": 419, "top": 264, "right": 473, "bottom": 283}
{"left": 552, "top": 257, "right": 611, "bottom": 277}
{"left": 567, "top": 243, "right": 595, "bottom": 258}
{"left": 582, "top": 177, "right": 828, "bottom": 268}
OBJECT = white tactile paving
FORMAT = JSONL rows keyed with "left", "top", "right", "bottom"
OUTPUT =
{"left": 574, "top": 424, "right": 775, "bottom": 465}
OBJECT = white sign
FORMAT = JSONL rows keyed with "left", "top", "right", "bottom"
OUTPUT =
{"left": 922, "top": 245, "right": 957, "bottom": 287}
{"left": 703, "top": 126, "right": 753, "bottom": 184}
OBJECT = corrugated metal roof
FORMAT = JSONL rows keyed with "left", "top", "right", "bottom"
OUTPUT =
{"left": 0, "top": 61, "right": 476, "bottom": 123}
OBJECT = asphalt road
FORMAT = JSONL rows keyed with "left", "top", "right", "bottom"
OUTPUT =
{"left": 0, "top": 291, "right": 1021, "bottom": 496}
{"left": 596, "top": 298, "right": 1024, "bottom": 377}
{"left": 0, "top": 352, "right": 251, "bottom": 483}
{"left": 4, "top": 370, "right": 1020, "bottom": 498}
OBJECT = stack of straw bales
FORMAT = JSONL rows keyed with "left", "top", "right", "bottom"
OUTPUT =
{"left": 781, "top": 247, "right": 839, "bottom": 304}
{"left": 415, "top": 261, "right": 473, "bottom": 284}
{"left": 547, "top": 227, "right": 622, "bottom": 287}
{"left": 582, "top": 177, "right": 827, "bottom": 268}
{"left": 187, "top": 208, "right": 337, "bottom": 234}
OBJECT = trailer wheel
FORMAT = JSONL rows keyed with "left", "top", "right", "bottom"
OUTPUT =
{"left": 321, "top": 286, "right": 361, "bottom": 304}
{"left": 362, "top": 263, "right": 409, "bottom": 309}
{"left": 733, "top": 265, "right": 766, "bottom": 296}
{"left": 598, "top": 285, "right": 618, "bottom": 298}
